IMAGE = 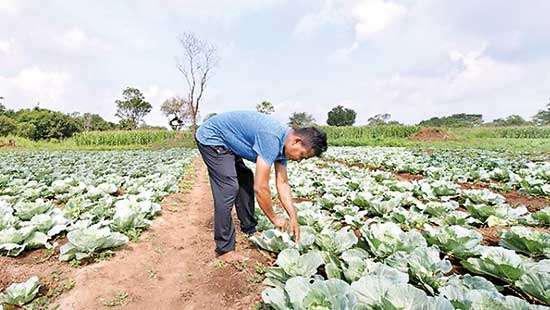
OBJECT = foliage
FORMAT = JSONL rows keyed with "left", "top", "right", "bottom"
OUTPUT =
{"left": 115, "top": 87, "right": 152, "bottom": 130}
{"left": 73, "top": 130, "right": 175, "bottom": 146}
{"left": 288, "top": 112, "right": 315, "bottom": 128}
{"left": 256, "top": 101, "right": 275, "bottom": 115}
{"left": 160, "top": 96, "right": 192, "bottom": 130}
{"left": 462, "top": 246, "right": 526, "bottom": 282}
{"left": 0, "top": 148, "right": 196, "bottom": 261}
{"left": 59, "top": 225, "right": 129, "bottom": 261}
{"left": 13, "top": 108, "right": 80, "bottom": 140}
{"left": 489, "top": 115, "right": 532, "bottom": 127}
{"left": 419, "top": 113, "right": 483, "bottom": 127}
{"left": 73, "top": 112, "right": 117, "bottom": 132}
{"left": 499, "top": 226, "right": 550, "bottom": 258}
{"left": 0, "top": 115, "right": 18, "bottom": 136}
{"left": 424, "top": 225, "right": 482, "bottom": 259}
{"left": 367, "top": 113, "right": 393, "bottom": 126}
{"left": 327, "top": 105, "right": 356, "bottom": 126}
{"left": 533, "top": 100, "right": 550, "bottom": 126}
{"left": 0, "top": 276, "right": 41, "bottom": 306}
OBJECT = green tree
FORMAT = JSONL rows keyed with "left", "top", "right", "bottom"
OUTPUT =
{"left": 533, "top": 99, "right": 550, "bottom": 126}
{"left": 115, "top": 87, "right": 152, "bottom": 130}
{"left": 490, "top": 115, "right": 531, "bottom": 127}
{"left": 288, "top": 112, "right": 315, "bottom": 128}
{"left": 368, "top": 113, "right": 391, "bottom": 126}
{"left": 256, "top": 101, "right": 274, "bottom": 115}
{"left": 327, "top": 105, "right": 356, "bottom": 126}
{"left": 73, "top": 112, "right": 116, "bottom": 131}
{"left": 13, "top": 108, "right": 80, "bottom": 140}
{"left": 419, "top": 113, "right": 483, "bottom": 127}
{"left": 0, "top": 115, "right": 17, "bottom": 136}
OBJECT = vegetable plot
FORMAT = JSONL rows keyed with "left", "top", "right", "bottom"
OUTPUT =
{"left": 0, "top": 149, "right": 196, "bottom": 261}
{"left": 252, "top": 149, "right": 550, "bottom": 309}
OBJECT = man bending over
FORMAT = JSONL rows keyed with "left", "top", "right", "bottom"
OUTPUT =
{"left": 195, "top": 111, "right": 327, "bottom": 262}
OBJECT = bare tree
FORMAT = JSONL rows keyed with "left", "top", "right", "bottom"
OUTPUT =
{"left": 177, "top": 33, "right": 219, "bottom": 136}
{"left": 160, "top": 96, "right": 193, "bottom": 131}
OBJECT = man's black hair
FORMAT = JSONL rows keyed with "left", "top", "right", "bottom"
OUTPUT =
{"left": 294, "top": 127, "right": 328, "bottom": 157}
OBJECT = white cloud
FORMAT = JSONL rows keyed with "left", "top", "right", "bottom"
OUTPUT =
{"left": 0, "top": 0, "right": 24, "bottom": 15}
{"left": 352, "top": 0, "right": 406, "bottom": 41}
{"left": 0, "top": 67, "right": 71, "bottom": 108}
{"left": 0, "top": 38, "right": 14, "bottom": 54}
{"left": 294, "top": 0, "right": 406, "bottom": 40}
{"left": 142, "top": 85, "right": 177, "bottom": 126}
{"left": 51, "top": 27, "right": 109, "bottom": 53}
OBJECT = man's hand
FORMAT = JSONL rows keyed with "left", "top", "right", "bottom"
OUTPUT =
{"left": 271, "top": 216, "right": 288, "bottom": 231}
{"left": 289, "top": 217, "right": 301, "bottom": 243}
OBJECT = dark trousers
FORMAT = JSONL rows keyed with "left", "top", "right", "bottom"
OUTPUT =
{"left": 196, "top": 140, "right": 257, "bottom": 254}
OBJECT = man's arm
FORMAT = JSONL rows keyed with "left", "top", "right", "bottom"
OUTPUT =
{"left": 254, "top": 157, "right": 287, "bottom": 229}
{"left": 275, "top": 161, "right": 300, "bottom": 243}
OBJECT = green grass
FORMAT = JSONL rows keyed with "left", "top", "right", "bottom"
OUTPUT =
{"left": 0, "top": 131, "right": 196, "bottom": 151}
{"left": 329, "top": 137, "right": 550, "bottom": 154}
{"left": 3, "top": 126, "right": 550, "bottom": 154}
{"left": 73, "top": 130, "right": 176, "bottom": 146}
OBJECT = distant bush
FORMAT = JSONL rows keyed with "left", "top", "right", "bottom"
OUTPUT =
{"left": 0, "top": 115, "right": 18, "bottom": 136}
{"left": 13, "top": 108, "right": 80, "bottom": 140}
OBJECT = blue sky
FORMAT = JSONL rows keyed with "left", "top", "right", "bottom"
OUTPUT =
{"left": 1, "top": 0, "right": 549, "bottom": 126}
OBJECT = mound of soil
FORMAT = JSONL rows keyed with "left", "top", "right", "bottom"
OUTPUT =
{"left": 409, "top": 128, "right": 450, "bottom": 141}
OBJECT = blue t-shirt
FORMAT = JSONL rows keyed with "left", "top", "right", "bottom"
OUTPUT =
{"left": 196, "top": 111, "right": 290, "bottom": 165}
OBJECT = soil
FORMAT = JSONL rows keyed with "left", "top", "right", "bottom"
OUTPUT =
{"left": 1, "top": 159, "right": 272, "bottom": 310}
{"left": 477, "top": 227, "right": 504, "bottom": 246}
{"left": 409, "top": 128, "right": 450, "bottom": 141}
{"left": 500, "top": 191, "right": 549, "bottom": 213}
{"left": 395, "top": 173, "right": 424, "bottom": 182}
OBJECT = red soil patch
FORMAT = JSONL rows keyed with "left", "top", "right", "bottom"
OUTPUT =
{"left": 395, "top": 173, "right": 424, "bottom": 182}
{"left": 409, "top": 128, "right": 450, "bottom": 141}
{"left": 477, "top": 227, "right": 505, "bottom": 246}
{"left": 501, "top": 191, "right": 549, "bottom": 212}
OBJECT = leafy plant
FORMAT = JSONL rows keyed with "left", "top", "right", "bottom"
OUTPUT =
{"left": 424, "top": 225, "right": 482, "bottom": 259}
{"left": 59, "top": 225, "right": 129, "bottom": 261}
{"left": 0, "top": 276, "right": 41, "bottom": 306}
{"left": 462, "top": 246, "right": 526, "bottom": 282}
{"left": 361, "top": 222, "right": 426, "bottom": 258}
{"left": 264, "top": 249, "right": 324, "bottom": 288}
{"left": 500, "top": 226, "right": 550, "bottom": 258}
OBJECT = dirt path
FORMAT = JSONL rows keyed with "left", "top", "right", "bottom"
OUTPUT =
{"left": 54, "top": 159, "right": 270, "bottom": 310}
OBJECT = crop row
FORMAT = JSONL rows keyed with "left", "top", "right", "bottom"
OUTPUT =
{"left": 0, "top": 148, "right": 196, "bottom": 261}
{"left": 324, "top": 147, "right": 550, "bottom": 197}
{"left": 251, "top": 157, "right": 549, "bottom": 309}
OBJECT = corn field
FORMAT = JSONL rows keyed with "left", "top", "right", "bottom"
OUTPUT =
{"left": 73, "top": 130, "right": 177, "bottom": 146}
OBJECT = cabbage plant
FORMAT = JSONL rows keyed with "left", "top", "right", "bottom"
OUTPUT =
{"left": 462, "top": 246, "right": 526, "bottom": 282}
{"left": 500, "top": 226, "right": 550, "bottom": 258}
{"left": 424, "top": 225, "right": 482, "bottom": 259}
{"left": 59, "top": 225, "right": 129, "bottom": 261}
{"left": 0, "top": 276, "right": 40, "bottom": 306}
{"left": 264, "top": 249, "right": 324, "bottom": 288}
{"left": 361, "top": 222, "right": 426, "bottom": 258}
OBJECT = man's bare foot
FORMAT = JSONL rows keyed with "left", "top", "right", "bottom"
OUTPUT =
{"left": 217, "top": 250, "right": 249, "bottom": 263}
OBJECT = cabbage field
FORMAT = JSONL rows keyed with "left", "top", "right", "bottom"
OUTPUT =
{"left": 0, "top": 149, "right": 196, "bottom": 261}
{"left": 252, "top": 147, "right": 549, "bottom": 309}
{"left": 1, "top": 146, "right": 549, "bottom": 309}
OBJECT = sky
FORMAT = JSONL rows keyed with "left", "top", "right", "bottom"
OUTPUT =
{"left": 1, "top": 0, "right": 550, "bottom": 127}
